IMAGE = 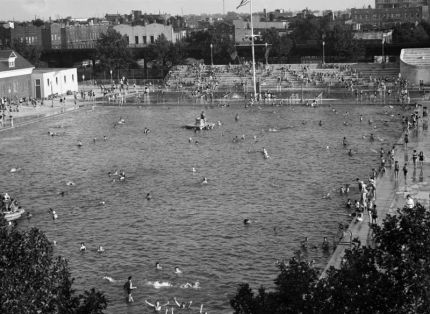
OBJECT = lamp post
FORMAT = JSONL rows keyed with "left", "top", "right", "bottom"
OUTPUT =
{"left": 265, "top": 42, "right": 268, "bottom": 65}
{"left": 322, "top": 41, "right": 325, "bottom": 64}
{"left": 210, "top": 43, "right": 213, "bottom": 66}
{"left": 110, "top": 69, "right": 113, "bottom": 83}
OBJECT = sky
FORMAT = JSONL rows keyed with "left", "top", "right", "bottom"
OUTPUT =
{"left": 0, "top": 0, "right": 373, "bottom": 21}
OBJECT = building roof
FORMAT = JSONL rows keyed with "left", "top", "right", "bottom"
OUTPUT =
{"left": 0, "top": 50, "right": 34, "bottom": 72}
{"left": 33, "top": 68, "right": 76, "bottom": 73}
{"left": 401, "top": 48, "right": 430, "bottom": 66}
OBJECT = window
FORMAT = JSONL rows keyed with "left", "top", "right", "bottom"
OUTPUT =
{"left": 56, "top": 77, "right": 58, "bottom": 85}
{"left": 143, "top": 36, "right": 147, "bottom": 44}
{"left": 135, "top": 36, "right": 139, "bottom": 44}
{"left": 8, "top": 59, "right": 15, "bottom": 68}
{"left": 150, "top": 35, "right": 154, "bottom": 43}
{"left": 64, "top": 76, "right": 66, "bottom": 83}
{"left": 47, "top": 78, "right": 50, "bottom": 86}
{"left": 72, "top": 74, "right": 74, "bottom": 82}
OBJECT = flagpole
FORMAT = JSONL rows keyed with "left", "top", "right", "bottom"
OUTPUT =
{"left": 250, "top": 0, "right": 257, "bottom": 98}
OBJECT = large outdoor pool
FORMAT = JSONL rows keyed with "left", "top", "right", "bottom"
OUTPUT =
{"left": 1, "top": 103, "right": 404, "bottom": 313}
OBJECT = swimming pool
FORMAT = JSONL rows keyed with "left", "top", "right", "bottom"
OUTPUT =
{"left": 0, "top": 103, "right": 404, "bottom": 313}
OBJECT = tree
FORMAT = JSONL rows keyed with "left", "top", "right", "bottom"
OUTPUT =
{"left": 231, "top": 203, "right": 430, "bottom": 313}
{"left": 393, "top": 23, "right": 430, "bottom": 43}
{"left": 10, "top": 39, "right": 42, "bottom": 67}
{"left": 0, "top": 217, "right": 108, "bottom": 314}
{"left": 95, "top": 28, "right": 134, "bottom": 72}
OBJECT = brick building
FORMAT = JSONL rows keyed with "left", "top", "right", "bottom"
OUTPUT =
{"left": 375, "top": 0, "right": 430, "bottom": 9}
{"left": 351, "top": 6, "right": 429, "bottom": 26}
{"left": 60, "top": 23, "right": 109, "bottom": 49}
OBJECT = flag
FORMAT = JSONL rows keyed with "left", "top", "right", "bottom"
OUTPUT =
{"left": 236, "top": 0, "right": 250, "bottom": 9}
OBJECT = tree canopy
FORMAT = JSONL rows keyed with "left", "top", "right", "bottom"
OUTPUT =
{"left": 0, "top": 217, "right": 108, "bottom": 314}
{"left": 95, "top": 28, "right": 134, "bottom": 72}
{"left": 231, "top": 203, "right": 430, "bottom": 313}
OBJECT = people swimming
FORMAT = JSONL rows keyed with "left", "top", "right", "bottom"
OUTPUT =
{"left": 174, "top": 266, "right": 182, "bottom": 274}
{"left": 201, "top": 177, "right": 208, "bottom": 184}
{"left": 146, "top": 193, "right": 152, "bottom": 201}
{"left": 49, "top": 208, "right": 58, "bottom": 220}
{"left": 77, "top": 141, "right": 83, "bottom": 147}
{"left": 80, "top": 242, "right": 86, "bottom": 252}
{"left": 322, "top": 237, "right": 330, "bottom": 251}
{"left": 156, "top": 262, "right": 162, "bottom": 270}
{"left": 348, "top": 149, "right": 353, "bottom": 157}
{"left": 262, "top": 147, "right": 270, "bottom": 159}
{"left": 243, "top": 218, "right": 251, "bottom": 225}
{"left": 343, "top": 137, "right": 348, "bottom": 147}
{"left": 97, "top": 245, "right": 105, "bottom": 253}
{"left": 144, "top": 300, "right": 169, "bottom": 312}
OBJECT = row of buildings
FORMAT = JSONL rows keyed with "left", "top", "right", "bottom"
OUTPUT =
{"left": 0, "top": 0, "right": 429, "bottom": 52}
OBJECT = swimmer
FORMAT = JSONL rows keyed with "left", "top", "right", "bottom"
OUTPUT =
{"left": 340, "top": 186, "right": 346, "bottom": 194}
{"left": 49, "top": 208, "right": 58, "bottom": 220}
{"left": 66, "top": 181, "right": 75, "bottom": 186}
{"left": 301, "top": 237, "right": 308, "bottom": 249}
{"left": 319, "top": 120, "right": 322, "bottom": 126}
{"left": 348, "top": 149, "right": 353, "bottom": 157}
{"left": 243, "top": 218, "right": 251, "bottom": 225}
{"left": 189, "top": 137, "right": 192, "bottom": 143}
{"left": 156, "top": 262, "right": 162, "bottom": 270}
{"left": 145, "top": 300, "right": 169, "bottom": 312}
{"left": 10, "top": 167, "right": 20, "bottom": 173}
{"left": 77, "top": 141, "right": 83, "bottom": 147}
{"left": 192, "top": 167, "right": 196, "bottom": 173}
{"left": 174, "top": 297, "right": 192, "bottom": 309}
{"left": 53, "top": 240, "right": 57, "bottom": 246}
{"left": 262, "top": 147, "right": 270, "bottom": 159}
{"left": 326, "top": 146, "right": 330, "bottom": 150}
{"left": 346, "top": 199, "right": 352, "bottom": 209}
{"left": 322, "top": 193, "right": 331, "bottom": 199}
{"left": 201, "top": 177, "right": 208, "bottom": 184}
{"left": 174, "top": 267, "right": 182, "bottom": 274}
{"left": 26, "top": 212, "right": 32, "bottom": 219}
{"left": 322, "top": 237, "right": 330, "bottom": 250}
{"left": 103, "top": 276, "right": 116, "bottom": 283}
{"left": 146, "top": 193, "right": 152, "bottom": 201}
{"left": 97, "top": 245, "right": 105, "bottom": 253}
{"left": 93, "top": 137, "right": 97, "bottom": 143}
{"left": 80, "top": 242, "right": 86, "bottom": 252}
{"left": 103, "top": 136, "right": 107, "bottom": 141}
{"left": 343, "top": 137, "right": 348, "bottom": 147}
{"left": 180, "top": 281, "right": 200, "bottom": 289}
{"left": 235, "top": 113, "right": 239, "bottom": 122}
{"left": 99, "top": 201, "right": 105, "bottom": 205}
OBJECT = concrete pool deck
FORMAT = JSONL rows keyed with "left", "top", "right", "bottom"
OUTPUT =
{"left": 321, "top": 102, "right": 430, "bottom": 277}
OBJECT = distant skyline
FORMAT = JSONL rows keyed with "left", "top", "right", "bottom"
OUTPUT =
{"left": 1, "top": 0, "right": 373, "bottom": 21}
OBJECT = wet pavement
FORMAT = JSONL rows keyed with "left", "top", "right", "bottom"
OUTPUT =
{"left": 322, "top": 101, "right": 430, "bottom": 277}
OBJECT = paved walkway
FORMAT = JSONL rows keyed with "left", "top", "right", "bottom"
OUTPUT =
{"left": 321, "top": 102, "right": 430, "bottom": 277}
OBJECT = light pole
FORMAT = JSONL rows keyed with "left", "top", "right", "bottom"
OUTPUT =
{"left": 210, "top": 43, "right": 213, "bottom": 66}
{"left": 381, "top": 35, "right": 385, "bottom": 63}
{"left": 110, "top": 69, "right": 113, "bottom": 83}
{"left": 82, "top": 75, "right": 85, "bottom": 102}
{"left": 322, "top": 41, "right": 325, "bottom": 64}
{"left": 265, "top": 42, "right": 268, "bottom": 65}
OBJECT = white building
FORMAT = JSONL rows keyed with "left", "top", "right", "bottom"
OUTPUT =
{"left": 113, "top": 23, "right": 184, "bottom": 47}
{"left": 31, "top": 68, "right": 78, "bottom": 99}
{"left": 400, "top": 48, "right": 430, "bottom": 85}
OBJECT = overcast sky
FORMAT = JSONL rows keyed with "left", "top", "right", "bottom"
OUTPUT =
{"left": 0, "top": 0, "right": 372, "bottom": 21}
